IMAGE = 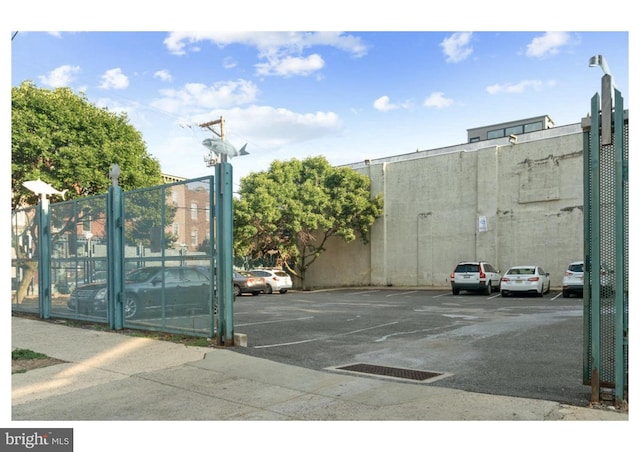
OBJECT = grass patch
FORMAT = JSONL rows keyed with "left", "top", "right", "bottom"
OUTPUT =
{"left": 12, "top": 348, "right": 49, "bottom": 360}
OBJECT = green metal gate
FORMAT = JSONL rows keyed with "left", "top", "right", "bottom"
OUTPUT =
{"left": 582, "top": 68, "right": 628, "bottom": 407}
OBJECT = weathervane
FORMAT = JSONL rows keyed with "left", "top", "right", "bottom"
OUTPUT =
{"left": 199, "top": 116, "right": 248, "bottom": 167}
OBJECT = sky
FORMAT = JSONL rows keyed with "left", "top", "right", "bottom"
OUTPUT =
{"left": 3, "top": 1, "right": 636, "bottom": 449}
{"left": 9, "top": 28, "right": 630, "bottom": 192}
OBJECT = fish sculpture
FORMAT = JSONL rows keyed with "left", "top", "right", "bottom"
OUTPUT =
{"left": 22, "top": 178, "right": 68, "bottom": 199}
{"left": 202, "top": 137, "right": 249, "bottom": 158}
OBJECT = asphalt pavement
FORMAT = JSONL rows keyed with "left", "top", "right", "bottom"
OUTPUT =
{"left": 11, "top": 316, "right": 628, "bottom": 422}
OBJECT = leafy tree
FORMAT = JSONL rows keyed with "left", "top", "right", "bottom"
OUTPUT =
{"left": 11, "top": 81, "right": 163, "bottom": 209}
{"left": 234, "top": 156, "right": 383, "bottom": 289}
{"left": 11, "top": 81, "right": 165, "bottom": 302}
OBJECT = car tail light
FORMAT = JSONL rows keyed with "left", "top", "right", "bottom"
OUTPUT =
{"left": 479, "top": 270, "right": 486, "bottom": 279}
{"left": 450, "top": 272, "right": 455, "bottom": 280}
{"left": 528, "top": 277, "right": 540, "bottom": 282}
{"left": 501, "top": 277, "right": 510, "bottom": 282}
{"left": 565, "top": 271, "right": 573, "bottom": 276}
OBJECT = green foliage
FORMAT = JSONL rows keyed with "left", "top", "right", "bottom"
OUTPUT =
{"left": 11, "top": 81, "right": 163, "bottom": 209}
{"left": 233, "top": 156, "right": 383, "bottom": 288}
{"left": 12, "top": 348, "right": 49, "bottom": 360}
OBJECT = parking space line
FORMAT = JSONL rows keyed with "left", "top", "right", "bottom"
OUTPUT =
{"left": 253, "top": 321, "right": 399, "bottom": 349}
{"left": 488, "top": 294, "right": 501, "bottom": 300}
{"left": 350, "top": 290, "right": 381, "bottom": 296}
{"left": 551, "top": 292, "right": 563, "bottom": 301}
{"left": 236, "top": 316, "right": 314, "bottom": 327}
{"left": 386, "top": 291, "right": 418, "bottom": 297}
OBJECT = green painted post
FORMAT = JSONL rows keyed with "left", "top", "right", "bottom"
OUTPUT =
{"left": 215, "top": 162, "right": 234, "bottom": 345}
{"left": 581, "top": 126, "right": 591, "bottom": 385}
{"left": 107, "top": 184, "right": 125, "bottom": 330}
{"left": 588, "top": 93, "right": 601, "bottom": 402}
{"left": 613, "top": 88, "right": 626, "bottom": 405}
{"left": 37, "top": 195, "right": 51, "bottom": 319}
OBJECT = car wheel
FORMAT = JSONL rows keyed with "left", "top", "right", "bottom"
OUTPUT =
{"left": 537, "top": 287, "right": 544, "bottom": 297}
{"left": 452, "top": 287, "right": 460, "bottom": 295}
{"left": 233, "top": 285, "right": 241, "bottom": 297}
{"left": 485, "top": 282, "right": 492, "bottom": 295}
{"left": 279, "top": 289, "right": 288, "bottom": 294}
{"left": 265, "top": 284, "right": 273, "bottom": 294}
{"left": 252, "top": 291, "right": 260, "bottom": 296}
{"left": 123, "top": 293, "right": 140, "bottom": 320}
{"left": 501, "top": 290, "right": 508, "bottom": 297}
{"left": 562, "top": 289, "right": 569, "bottom": 298}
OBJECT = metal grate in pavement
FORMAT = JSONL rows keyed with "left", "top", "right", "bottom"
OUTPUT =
{"left": 333, "top": 363, "right": 444, "bottom": 382}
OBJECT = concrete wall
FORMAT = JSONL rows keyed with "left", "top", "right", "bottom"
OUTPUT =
{"left": 305, "top": 124, "right": 585, "bottom": 290}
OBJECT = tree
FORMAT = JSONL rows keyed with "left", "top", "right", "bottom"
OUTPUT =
{"left": 11, "top": 81, "right": 165, "bottom": 303}
{"left": 11, "top": 81, "right": 163, "bottom": 209}
{"left": 234, "top": 156, "right": 383, "bottom": 289}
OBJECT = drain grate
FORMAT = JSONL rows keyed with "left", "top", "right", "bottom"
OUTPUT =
{"left": 334, "top": 363, "right": 443, "bottom": 382}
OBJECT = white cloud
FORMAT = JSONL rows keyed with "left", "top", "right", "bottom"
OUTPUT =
{"left": 256, "top": 54, "right": 325, "bottom": 77}
{"left": 486, "top": 79, "right": 556, "bottom": 94}
{"left": 440, "top": 32, "right": 473, "bottom": 63}
{"left": 222, "top": 57, "right": 237, "bottom": 69}
{"left": 423, "top": 92, "right": 453, "bottom": 109}
{"left": 38, "top": 65, "right": 80, "bottom": 87}
{"left": 99, "top": 68, "right": 129, "bottom": 90}
{"left": 151, "top": 79, "right": 259, "bottom": 114}
{"left": 153, "top": 69, "right": 172, "bottom": 82}
{"left": 163, "top": 31, "right": 367, "bottom": 78}
{"left": 526, "top": 32, "right": 572, "bottom": 58}
{"left": 373, "top": 96, "right": 399, "bottom": 112}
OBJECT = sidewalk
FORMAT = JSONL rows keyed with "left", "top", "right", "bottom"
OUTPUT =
{"left": 11, "top": 316, "right": 628, "bottom": 421}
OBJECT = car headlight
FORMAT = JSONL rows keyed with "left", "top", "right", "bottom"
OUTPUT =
{"left": 95, "top": 288, "right": 107, "bottom": 301}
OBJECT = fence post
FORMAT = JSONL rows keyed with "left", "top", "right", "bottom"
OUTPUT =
{"left": 107, "top": 170, "right": 125, "bottom": 330}
{"left": 215, "top": 162, "right": 234, "bottom": 345}
{"left": 37, "top": 195, "right": 51, "bottom": 319}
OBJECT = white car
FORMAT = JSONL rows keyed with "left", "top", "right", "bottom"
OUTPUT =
{"left": 562, "top": 261, "right": 584, "bottom": 298}
{"left": 450, "top": 261, "right": 501, "bottom": 295}
{"left": 248, "top": 268, "right": 293, "bottom": 294}
{"left": 500, "top": 265, "right": 550, "bottom": 297}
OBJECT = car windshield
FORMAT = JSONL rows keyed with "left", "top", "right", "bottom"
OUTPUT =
{"left": 456, "top": 264, "right": 479, "bottom": 272}
{"left": 507, "top": 267, "right": 535, "bottom": 275}
{"left": 126, "top": 267, "right": 160, "bottom": 282}
{"left": 569, "top": 263, "right": 584, "bottom": 272}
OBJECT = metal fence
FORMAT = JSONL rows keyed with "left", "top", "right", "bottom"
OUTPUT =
{"left": 12, "top": 176, "right": 220, "bottom": 338}
{"left": 582, "top": 73, "right": 628, "bottom": 407}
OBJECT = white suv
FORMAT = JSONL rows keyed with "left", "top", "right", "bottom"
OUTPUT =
{"left": 450, "top": 261, "right": 501, "bottom": 295}
{"left": 248, "top": 268, "right": 293, "bottom": 294}
{"left": 562, "top": 261, "right": 584, "bottom": 298}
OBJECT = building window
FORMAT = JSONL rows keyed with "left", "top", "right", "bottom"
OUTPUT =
{"left": 205, "top": 203, "right": 210, "bottom": 222}
{"left": 469, "top": 137, "right": 480, "bottom": 143}
{"left": 487, "top": 129, "right": 505, "bottom": 139}
{"left": 172, "top": 223, "right": 179, "bottom": 235}
{"left": 524, "top": 121, "right": 543, "bottom": 132}
{"left": 81, "top": 216, "right": 92, "bottom": 232}
{"left": 505, "top": 125, "right": 523, "bottom": 136}
{"left": 190, "top": 230, "right": 198, "bottom": 247}
{"left": 191, "top": 203, "right": 198, "bottom": 220}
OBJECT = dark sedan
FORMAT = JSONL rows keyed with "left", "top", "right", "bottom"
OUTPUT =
{"left": 67, "top": 266, "right": 212, "bottom": 319}
{"left": 233, "top": 271, "right": 267, "bottom": 297}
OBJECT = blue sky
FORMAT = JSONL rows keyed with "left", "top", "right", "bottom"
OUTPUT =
{"left": 10, "top": 27, "right": 629, "bottom": 190}
{"left": 3, "top": 2, "right": 637, "bottom": 447}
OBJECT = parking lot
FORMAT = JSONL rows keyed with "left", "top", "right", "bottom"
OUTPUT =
{"left": 231, "top": 288, "right": 591, "bottom": 407}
